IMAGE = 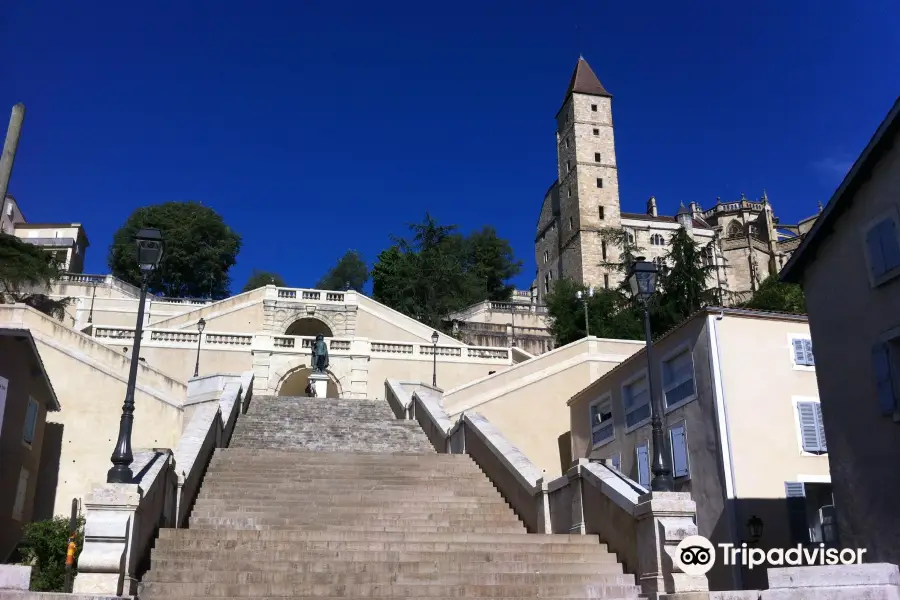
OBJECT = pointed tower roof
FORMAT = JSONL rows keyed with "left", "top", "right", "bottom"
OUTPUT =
{"left": 563, "top": 57, "right": 611, "bottom": 102}
{"left": 676, "top": 202, "right": 691, "bottom": 216}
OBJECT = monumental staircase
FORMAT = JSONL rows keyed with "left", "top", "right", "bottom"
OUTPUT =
{"left": 138, "top": 395, "right": 642, "bottom": 599}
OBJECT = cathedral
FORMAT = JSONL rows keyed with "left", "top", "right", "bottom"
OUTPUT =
{"left": 534, "top": 57, "right": 820, "bottom": 304}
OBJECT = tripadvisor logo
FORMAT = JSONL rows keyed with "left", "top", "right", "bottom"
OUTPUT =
{"left": 675, "top": 535, "right": 867, "bottom": 576}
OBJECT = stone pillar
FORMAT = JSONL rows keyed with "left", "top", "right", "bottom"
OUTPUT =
{"left": 568, "top": 458, "right": 587, "bottom": 534}
{"left": 0, "top": 104, "right": 24, "bottom": 203}
{"left": 308, "top": 372, "right": 329, "bottom": 398}
{"left": 635, "top": 491, "right": 709, "bottom": 599}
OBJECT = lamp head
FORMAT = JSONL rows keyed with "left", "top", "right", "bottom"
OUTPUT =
{"left": 134, "top": 228, "right": 164, "bottom": 272}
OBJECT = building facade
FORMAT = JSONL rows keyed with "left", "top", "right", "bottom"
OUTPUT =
{"left": 781, "top": 96, "right": 900, "bottom": 567}
{"left": 2, "top": 194, "right": 90, "bottom": 273}
{"left": 535, "top": 58, "right": 819, "bottom": 304}
{"left": 568, "top": 308, "right": 831, "bottom": 591}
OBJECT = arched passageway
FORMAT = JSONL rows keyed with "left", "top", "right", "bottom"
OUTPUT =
{"left": 278, "top": 367, "right": 341, "bottom": 398}
{"left": 285, "top": 318, "right": 333, "bottom": 337}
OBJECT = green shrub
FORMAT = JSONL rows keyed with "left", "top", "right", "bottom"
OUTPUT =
{"left": 18, "top": 516, "right": 84, "bottom": 592}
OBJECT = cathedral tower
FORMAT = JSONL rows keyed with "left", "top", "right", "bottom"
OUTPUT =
{"left": 536, "top": 57, "right": 622, "bottom": 301}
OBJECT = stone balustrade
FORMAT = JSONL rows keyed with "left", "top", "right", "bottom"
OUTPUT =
{"left": 384, "top": 379, "right": 710, "bottom": 599}
{"left": 269, "top": 286, "right": 352, "bottom": 304}
{"left": 90, "top": 327, "right": 513, "bottom": 363}
{"left": 73, "top": 372, "right": 254, "bottom": 596}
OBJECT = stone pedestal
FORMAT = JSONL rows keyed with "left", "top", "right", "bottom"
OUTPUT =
{"left": 308, "top": 372, "right": 329, "bottom": 398}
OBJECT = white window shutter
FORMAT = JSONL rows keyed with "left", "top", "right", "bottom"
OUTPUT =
{"left": 815, "top": 403, "right": 827, "bottom": 452}
{"left": 797, "top": 402, "right": 822, "bottom": 453}
{"left": 22, "top": 399, "right": 38, "bottom": 445}
{"left": 785, "top": 481, "right": 806, "bottom": 497}
{"left": 670, "top": 425, "right": 689, "bottom": 478}
{"left": 792, "top": 339, "right": 806, "bottom": 365}
{"left": 636, "top": 444, "right": 650, "bottom": 487}
{"left": 803, "top": 339, "right": 815, "bottom": 366}
{"left": 872, "top": 343, "right": 897, "bottom": 416}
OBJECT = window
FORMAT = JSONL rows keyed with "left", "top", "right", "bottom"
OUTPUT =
{"left": 791, "top": 337, "right": 815, "bottom": 367}
{"left": 635, "top": 441, "right": 650, "bottom": 487}
{"left": 596, "top": 178, "right": 603, "bottom": 188}
{"left": 565, "top": 138, "right": 570, "bottom": 149}
{"left": 650, "top": 233, "right": 665, "bottom": 246}
{"left": 544, "top": 273, "right": 550, "bottom": 294}
{"left": 872, "top": 342, "right": 898, "bottom": 415}
{"left": 566, "top": 160, "right": 572, "bottom": 174}
{"left": 590, "top": 396, "right": 614, "bottom": 447}
{"left": 662, "top": 348, "right": 695, "bottom": 409}
{"left": 785, "top": 482, "right": 808, "bottom": 544}
{"left": 795, "top": 400, "right": 827, "bottom": 454}
{"left": 627, "top": 231, "right": 635, "bottom": 245}
{"left": 12, "top": 468, "right": 28, "bottom": 521}
{"left": 865, "top": 217, "right": 900, "bottom": 280}
{"left": 22, "top": 397, "right": 38, "bottom": 445}
{"left": 549, "top": 270, "right": 553, "bottom": 281}
{"left": 594, "top": 152, "right": 601, "bottom": 163}
{"left": 669, "top": 423, "right": 690, "bottom": 478}
{"left": 567, "top": 185, "right": 572, "bottom": 198}
{"left": 591, "top": 104, "right": 598, "bottom": 112}
{"left": 599, "top": 206, "right": 605, "bottom": 220}
{"left": 543, "top": 250, "right": 549, "bottom": 265}
{"left": 623, "top": 374, "right": 651, "bottom": 429}
{"left": 727, "top": 220, "right": 743, "bottom": 237}
{"left": 593, "top": 128, "right": 599, "bottom": 136}
{"left": 601, "top": 240, "right": 607, "bottom": 259}
{"left": 569, "top": 217, "right": 574, "bottom": 230}
{"left": 604, "top": 274, "right": 609, "bottom": 289}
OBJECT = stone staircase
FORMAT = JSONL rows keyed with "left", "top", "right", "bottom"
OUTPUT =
{"left": 139, "top": 396, "right": 641, "bottom": 599}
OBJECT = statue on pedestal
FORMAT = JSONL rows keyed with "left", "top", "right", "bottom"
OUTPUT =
{"left": 310, "top": 334, "right": 329, "bottom": 374}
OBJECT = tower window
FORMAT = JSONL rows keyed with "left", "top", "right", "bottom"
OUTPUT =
{"left": 566, "top": 160, "right": 571, "bottom": 174}
{"left": 565, "top": 138, "right": 570, "bottom": 149}
{"left": 596, "top": 178, "right": 603, "bottom": 188}
{"left": 567, "top": 185, "right": 572, "bottom": 198}
{"left": 601, "top": 240, "right": 607, "bottom": 260}
{"left": 604, "top": 274, "right": 609, "bottom": 289}
{"left": 599, "top": 206, "right": 605, "bottom": 219}
{"left": 543, "top": 250, "right": 549, "bottom": 264}
{"left": 594, "top": 153, "right": 601, "bottom": 162}
{"left": 591, "top": 104, "right": 598, "bottom": 112}
{"left": 569, "top": 216, "right": 574, "bottom": 230}
{"left": 593, "top": 128, "right": 599, "bottom": 136}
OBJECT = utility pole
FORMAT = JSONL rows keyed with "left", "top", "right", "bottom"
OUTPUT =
{"left": 0, "top": 104, "right": 25, "bottom": 204}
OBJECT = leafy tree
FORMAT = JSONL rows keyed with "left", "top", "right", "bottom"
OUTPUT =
{"left": 463, "top": 227, "right": 522, "bottom": 301}
{"left": 241, "top": 269, "right": 286, "bottom": 293}
{"left": 371, "top": 214, "right": 522, "bottom": 329}
{"left": 743, "top": 274, "right": 806, "bottom": 314}
{"left": 545, "top": 278, "right": 643, "bottom": 345}
{"left": 0, "top": 233, "right": 70, "bottom": 318}
{"left": 315, "top": 250, "right": 369, "bottom": 292}
{"left": 654, "top": 228, "right": 719, "bottom": 331}
{"left": 18, "top": 515, "right": 85, "bottom": 591}
{"left": 108, "top": 202, "right": 241, "bottom": 299}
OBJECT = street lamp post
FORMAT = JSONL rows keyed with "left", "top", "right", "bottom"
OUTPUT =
{"left": 193, "top": 317, "right": 206, "bottom": 378}
{"left": 626, "top": 257, "right": 674, "bottom": 492}
{"left": 575, "top": 287, "right": 594, "bottom": 336}
{"left": 431, "top": 330, "right": 439, "bottom": 387}
{"left": 107, "top": 228, "right": 164, "bottom": 484}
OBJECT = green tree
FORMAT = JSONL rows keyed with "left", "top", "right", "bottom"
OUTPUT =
{"left": 463, "top": 227, "right": 522, "bottom": 301}
{"left": 545, "top": 278, "right": 643, "bottom": 346}
{"left": 241, "top": 269, "right": 286, "bottom": 293}
{"left": 654, "top": 228, "right": 719, "bottom": 331}
{"left": 108, "top": 202, "right": 241, "bottom": 299}
{"left": 743, "top": 274, "right": 806, "bottom": 314}
{"left": 371, "top": 214, "right": 522, "bottom": 329}
{"left": 315, "top": 250, "right": 369, "bottom": 292}
{"left": 0, "top": 233, "right": 70, "bottom": 318}
{"left": 18, "top": 515, "right": 85, "bottom": 592}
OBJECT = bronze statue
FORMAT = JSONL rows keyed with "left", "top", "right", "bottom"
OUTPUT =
{"left": 310, "top": 334, "right": 329, "bottom": 373}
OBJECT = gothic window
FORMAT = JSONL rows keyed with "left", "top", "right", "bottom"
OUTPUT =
{"left": 544, "top": 273, "right": 550, "bottom": 294}
{"left": 748, "top": 224, "right": 759, "bottom": 236}
{"left": 650, "top": 234, "right": 665, "bottom": 246}
{"left": 543, "top": 250, "right": 549, "bottom": 264}
{"left": 727, "top": 221, "right": 743, "bottom": 237}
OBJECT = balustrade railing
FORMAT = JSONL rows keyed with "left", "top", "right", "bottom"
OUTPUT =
{"left": 273, "top": 287, "right": 347, "bottom": 303}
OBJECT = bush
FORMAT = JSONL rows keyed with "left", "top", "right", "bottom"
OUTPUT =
{"left": 18, "top": 516, "right": 84, "bottom": 592}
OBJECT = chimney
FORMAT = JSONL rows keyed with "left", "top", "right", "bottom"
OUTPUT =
{"left": 0, "top": 104, "right": 25, "bottom": 204}
{"left": 647, "top": 196, "right": 657, "bottom": 217}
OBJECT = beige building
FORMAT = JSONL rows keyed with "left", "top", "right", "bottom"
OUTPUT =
{"left": 0, "top": 329, "right": 60, "bottom": 560}
{"left": 535, "top": 58, "right": 819, "bottom": 304}
{"left": 781, "top": 96, "right": 900, "bottom": 567}
{"left": 568, "top": 307, "right": 830, "bottom": 591}
{"left": 2, "top": 194, "right": 90, "bottom": 273}
{"left": 446, "top": 289, "right": 555, "bottom": 355}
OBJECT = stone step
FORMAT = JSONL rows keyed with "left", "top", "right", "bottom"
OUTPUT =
{"left": 193, "top": 492, "right": 507, "bottom": 501}
{"left": 152, "top": 542, "right": 612, "bottom": 556}
{"left": 141, "top": 570, "right": 635, "bottom": 586}
{"left": 151, "top": 550, "right": 617, "bottom": 566}
{"left": 189, "top": 509, "right": 519, "bottom": 521}
{"left": 158, "top": 529, "right": 601, "bottom": 544}
{"left": 187, "top": 521, "right": 526, "bottom": 533}
{"left": 138, "top": 580, "right": 642, "bottom": 597}
{"left": 190, "top": 499, "right": 512, "bottom": 510}
{"left": 147, "top": 559, "right": 623, "bottom": 575}
{"left": 188, "top": 516, "right": 522, "bottom": 529}
{"left": 189, "top": 505, "right": 518, "bottom": 518}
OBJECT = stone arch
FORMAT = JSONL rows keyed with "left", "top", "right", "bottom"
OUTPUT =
{"left": 285, "top": 317, "right": 333, "bottom": 337}
{"left": 277, "top": 366, "right": 341, "bottom": 398}
{"left": 268, "top": 358, "right": 346, "bottom": 398}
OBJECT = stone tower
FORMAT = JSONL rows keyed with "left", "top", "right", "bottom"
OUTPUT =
{"left": 535, "top": 58, "right": 622, "bottom": 302}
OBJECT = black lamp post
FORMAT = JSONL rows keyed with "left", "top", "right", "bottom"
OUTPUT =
{"left": 576, "top": 286, "right": 594, "bottom": 336}
{"left": 193, "top": 317, "right": 206, "bottom": 378}
{"left": 431, "top": 330, "right": 439, "bottom": 387}
{"left": 107, "top": 228, "right": 164, "bottom": 484}
{"left": 626, "top": 256, "right": 674, "bottom": 492}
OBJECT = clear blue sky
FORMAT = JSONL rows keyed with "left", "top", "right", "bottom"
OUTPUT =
{"left": 2, "top": 1, "right": 898, "bottom": 295}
